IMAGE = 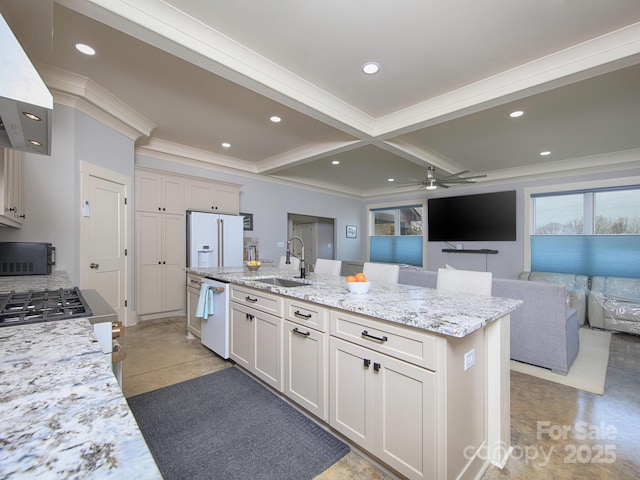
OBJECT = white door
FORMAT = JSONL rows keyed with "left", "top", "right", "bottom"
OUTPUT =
{"left": 81, "top": 162, "right": 129, "bottom": 325}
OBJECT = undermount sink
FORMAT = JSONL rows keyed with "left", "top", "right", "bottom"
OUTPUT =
{"left": 254, "top": 277, "right": 312, "bottom": 288}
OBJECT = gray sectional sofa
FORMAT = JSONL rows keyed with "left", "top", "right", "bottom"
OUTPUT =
{"left": 398, "top": 268, "right": 580, "bottom": 375}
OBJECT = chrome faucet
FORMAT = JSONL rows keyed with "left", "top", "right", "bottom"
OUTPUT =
{"left": 286, "top": 236, "right": 305, "bottom": 278}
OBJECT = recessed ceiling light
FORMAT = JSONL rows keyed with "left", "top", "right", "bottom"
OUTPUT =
{"left": 23, "top": 112, "right": 41, "bottom": 121}
{"left": 540, "top": 150, "right": 551, "bottom": 156}
{"left": 361, "top": 62, "right": 380, "bottom": 75}
{"left": 221, "top": 142, "right": 231, "bottom": 148}
{"left": 28, "top": 139, "right": 42, "bottom": 146}
{"left": 387, "top": 178, "right": 394, "bottom": 182}
{"left": 331, "top": 160, "right": 340, "bottom": 165}
{"left": 75, "top": 43, "right": 96, "bottom": 56}
{"left": 270, "top": 115, "right": 281, "bottom": 123}
{"left": 509, "top": 110, "right": 524, "bottom": 118}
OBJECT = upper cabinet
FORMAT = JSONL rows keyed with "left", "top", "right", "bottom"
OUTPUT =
{"left": 135, "top": 168, "right": 241, "bottom": 216}
{"left": 186, "top": 179, "right": 240, "bottom": 215}
{"left": 0, "top": 149, "right": 25, "bottom": 228}
{"left": 135, "top": 170, "right": 185, "bottom": 214}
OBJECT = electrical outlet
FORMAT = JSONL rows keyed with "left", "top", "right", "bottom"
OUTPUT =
{"left": 464, "top": 349, "right": 475, "bottom": 371}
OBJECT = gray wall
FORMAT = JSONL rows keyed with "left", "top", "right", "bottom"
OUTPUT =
{"left": 135, "top": 155, "right": 366, "bottom": 264}
{"left": 367, "top": 166, "right": 640, "bottom": 279}
{"left": 1, "top": 102, "right": 638, "bottom": 293}
{"left": 0, "top": 105, "right": 134, "bottom": 284}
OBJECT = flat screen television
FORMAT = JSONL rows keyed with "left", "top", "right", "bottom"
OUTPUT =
{"left": 427, "top": 190, "right": 516, "bottom": 241}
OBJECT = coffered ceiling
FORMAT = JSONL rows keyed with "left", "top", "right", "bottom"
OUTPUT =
{"left": 2, "top": 0, "right": 640, "bottom": 197}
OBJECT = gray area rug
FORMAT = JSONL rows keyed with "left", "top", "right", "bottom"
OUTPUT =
{"left": 127, "top": 367, "right": 349, "bottom": 479}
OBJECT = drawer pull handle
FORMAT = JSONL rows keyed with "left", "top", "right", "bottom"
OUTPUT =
{"left": 373, "top": 362, "right": 381, "bottom": 372}
{"left": 362, "top": 330, "right": 388, "bottom": 342}
{"left": 245, "top": 296, "right": 258, "bottom": 303}
{"left": 363, "top": 358, "right": 371, "bottom": 368}
{"left": 294, "top": 310, "right": 312, "bottom": 319}
{"left": 245, "top": 313, "right": 254, "bottom": 321}
{"left": 292, "top": 327, "right": 310, "bottom": 337}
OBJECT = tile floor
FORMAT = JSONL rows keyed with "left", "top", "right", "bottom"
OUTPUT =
{"left": 120, "top": 317, "right": 640, "bottom": 479}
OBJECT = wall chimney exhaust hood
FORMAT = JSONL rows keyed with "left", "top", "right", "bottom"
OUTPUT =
{"left": 0, "top": 12, "right": 52, "bottom": 156}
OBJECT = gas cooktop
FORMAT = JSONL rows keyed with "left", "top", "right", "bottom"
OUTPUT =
{"left": 0, "top": 287, "right": 92, "bottom": 327}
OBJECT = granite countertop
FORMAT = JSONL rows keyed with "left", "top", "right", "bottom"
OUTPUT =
{"left": 187, "top": 266, "right": 522, "bottom": 338}
{"left": 0, "top": 271, "right": 162, "bottom": 479}
{"left": 0, "top": 270, "right": 74, "bottom": 293}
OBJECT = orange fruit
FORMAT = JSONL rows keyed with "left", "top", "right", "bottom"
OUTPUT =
{"left": 355, "top": 272, "right": 366, "bottom": 282}
{"left": 346, "top": 275, "right": 356, "bottom": 282}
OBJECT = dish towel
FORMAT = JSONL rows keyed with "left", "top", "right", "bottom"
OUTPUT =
{"left": 196, "top": 283, "right": 217, "bottom": 318}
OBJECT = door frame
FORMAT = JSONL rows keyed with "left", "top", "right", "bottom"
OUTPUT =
{"left": 79, "top": 161, "right": 131, "bottom": 325}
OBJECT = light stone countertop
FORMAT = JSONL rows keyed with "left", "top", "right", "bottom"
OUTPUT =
{"left": 0, "top": 270, "right": 74, "bottom": 293}
{"left": 0, "top": 272, "right": 162, "bottom": 479}
{"left": 187, "top": 266, "right": 522, "bottom": 338}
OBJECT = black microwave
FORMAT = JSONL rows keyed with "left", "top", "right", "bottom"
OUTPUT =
{"left": 0, "top": 242, "right": 56, "bottom": 276}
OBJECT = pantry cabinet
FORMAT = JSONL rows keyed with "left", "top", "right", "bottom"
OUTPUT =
{"left": 0, "top": 148, "right": 25, "bottom": 227}
{"left": 134, "top": 167, "right": 240, "bottom": 320}
{"left": 230, "top": 286, "right": 283, "bottom": 391}
{"left": 135, "top": 211, "right": 185, "bottom": 315}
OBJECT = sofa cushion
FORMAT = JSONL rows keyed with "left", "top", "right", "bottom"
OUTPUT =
{"left": 590, "top": 276, "right": 640, "bottom": 301}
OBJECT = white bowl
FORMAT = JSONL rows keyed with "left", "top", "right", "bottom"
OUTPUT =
{"left": 347, "top": 281, "right": 371, "bottom": 294}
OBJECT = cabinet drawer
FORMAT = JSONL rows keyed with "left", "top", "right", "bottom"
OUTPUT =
{"left": 231, "top": 285, "right": 283, "bottom": 317}
{"left": 330, "top": 310, "right": 439, "bottom": 371}
{"left": 285, "top": 299, "right": 328, "bottom": 332}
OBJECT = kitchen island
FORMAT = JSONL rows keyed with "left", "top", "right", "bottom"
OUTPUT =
{"left": 0, "top": 273, "right": 161, "bottom": 479}
{"left": 188, "top": 266, "right": 522, "bottom": 480}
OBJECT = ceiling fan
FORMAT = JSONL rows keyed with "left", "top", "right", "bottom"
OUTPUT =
{"left": 394, "top": 166, "right": 486, "bottom": 190}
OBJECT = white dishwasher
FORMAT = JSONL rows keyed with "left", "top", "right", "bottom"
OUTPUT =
{"left": 199, "top": 278, "right": 231, "bottom": 359}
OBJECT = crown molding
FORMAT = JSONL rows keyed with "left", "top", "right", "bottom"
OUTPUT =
{"left": 374, "top": 22, "right": 640, "bottom": 138}
{"left": 38, "top": 63, "right": 156, "bottom": 140}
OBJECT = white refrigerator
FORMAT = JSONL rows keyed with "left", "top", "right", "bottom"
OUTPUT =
{"left": 187, "top": 211, "right": 244, "bottom": 268}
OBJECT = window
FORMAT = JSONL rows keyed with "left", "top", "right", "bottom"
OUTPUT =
{"left": 369, "top": 205, "right": 423, "bottom": 266}
{"left": 530, "top": 187, "right": 640, "bottom": 277}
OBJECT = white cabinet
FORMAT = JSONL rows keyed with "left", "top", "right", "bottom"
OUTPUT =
{"left": 186, "top": 273, "right": 203, "bottom": 338}
{"left": 186, "top": 179, "right": 240, "bottom": 214}
{"left": 0, "top": 148, "right": 24, "bottom": 227}
{"left": 329, "top": 311, "right": 437, "bottom": 480}
{"left": 230, "top": 286, "right": 283, "bottom": 391}
{"left": 135, "top": 169, "right": 185, "bottom": 214}
{"left": 283, "top": 299, "right": 328, "bottom": 420}
{"left": 135, "top": 211, "right": 185, "bottom": 315}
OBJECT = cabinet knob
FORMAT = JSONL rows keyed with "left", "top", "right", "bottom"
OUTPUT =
{"left": 90, "top": 263, "right": 99, "bottom": 269}
{"left": 373, "top": 362, "right": 381, "bottom": 372}
{"left": 363, "top": 359, "right": 371, "bottom": 368}
{"left": 19, "top": 214, "right": 25, "bottom": 219}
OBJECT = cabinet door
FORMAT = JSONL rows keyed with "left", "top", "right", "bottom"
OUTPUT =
{"left": 254, "top": 310, "right": 283, "bottom": 391}
{"left": 214, "top": 184, "right": 239, "bottom": 214}
{"left": 230, "top": 304, "right": 252, "bottom": 369}
{"left": 374, "top": 352, "right": 436, "bottom": 480}
{"left": 162, "top": 214, "right": 186, "bottom": 311}
{"left": 329, "top": 337, "right": 375, "bottom": 451}
{"left": 284, "top": 320, "right": 327, "bottom": 420}
{"left": 162, "top": 176, "right": 185, "bottom": 214}
{"left": 135, "top": 171, "right": 163, "bottom": 212}
{"left": 135, "top": 212, "right": 163, "bottom": 314}
{"left": 186, "top": 180, "right": 215, "bottom": 211}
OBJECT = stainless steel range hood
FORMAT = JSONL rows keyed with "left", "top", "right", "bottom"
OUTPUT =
{"left": 0, "top": 12, "right": 52, "bottom": 156}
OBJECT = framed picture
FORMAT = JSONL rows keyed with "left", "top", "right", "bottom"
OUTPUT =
{"left": 241, "top": 213, "right": 253, "bottom": 231}
{"left": 346, "top": 225, "right": 357, "bottom": 238}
